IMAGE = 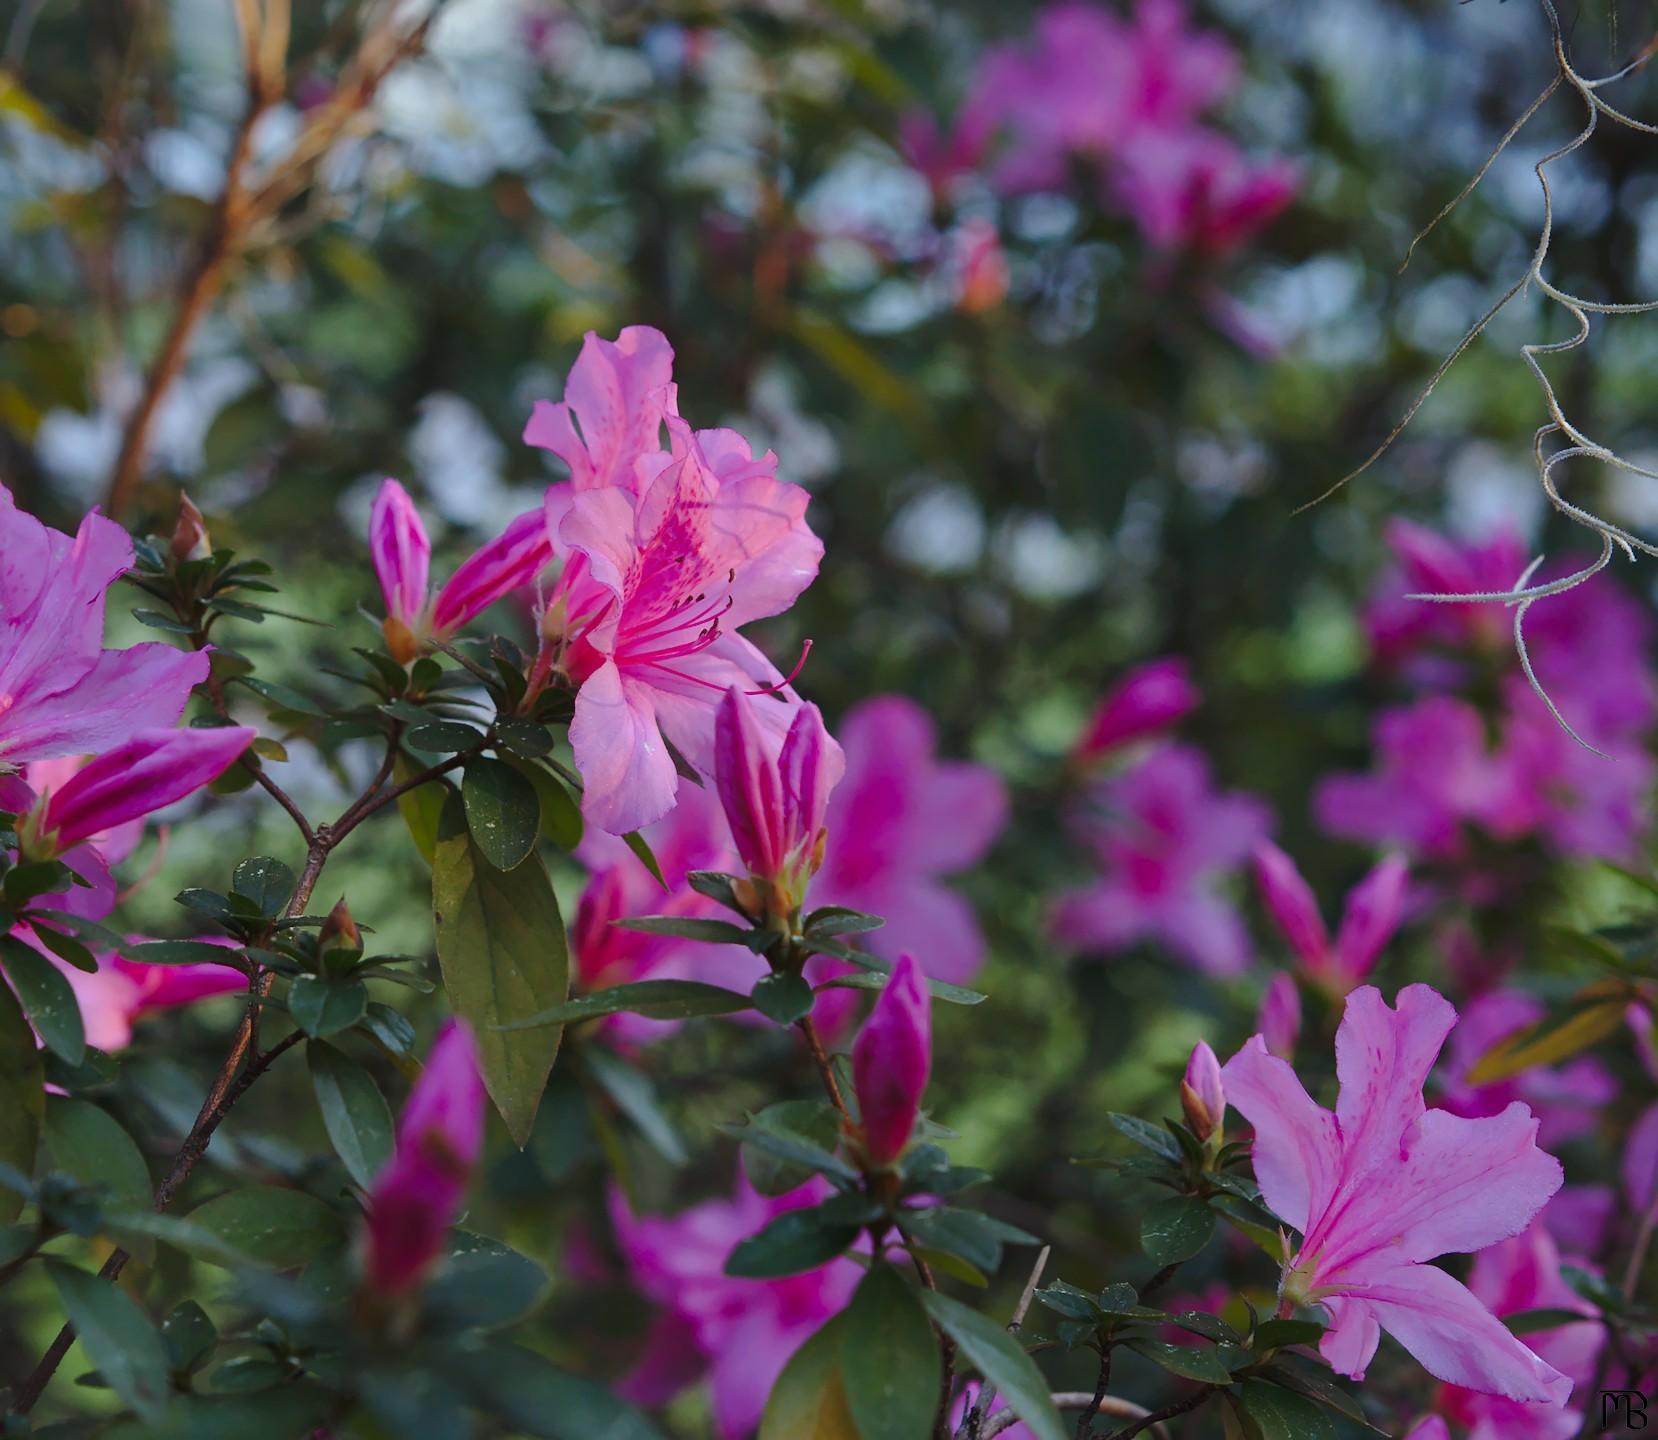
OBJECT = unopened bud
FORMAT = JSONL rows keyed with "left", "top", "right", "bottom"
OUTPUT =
{"left": 171, "top": 492, "right": 212, "bottom": 563}
{"left": 1180, "top": 1041, "right": 1224, "bottom": 1143}
{"left": 319, "top": 896, "right": 361, "bottom": 955}
{"left": 383, "top": 615, "right": 421, "bottom": 667}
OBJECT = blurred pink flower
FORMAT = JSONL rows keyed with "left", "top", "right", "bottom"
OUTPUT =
{"left": 363, "top": 1019, "right": 486, "bottom": 1297}
{"left": 0, "top": 484, "right": 207, "bottom": 767}
{"left": 851, "top": 953, "right": 931, "bottom": 1167}
{"left": 947, "top": 219, "right": 1010, "bottom": 314}
{"left": 1257, "top": 972, "right": 1302, "bottom": 1060}
{"left": 1055, "top": 744, "right": 1271, "bottom": 975}
{"left": 1626, "top": 1101, "right": 1658, "bottom": 1216}
{"left": 1074, "top": 656, "right": 1199, "bottom": 763}
{"left": 1437, "top": 990, "right": 1618, "bottom": 1150}
{"left": 35, "top": 933, "right": 245, "bottom": 1053}
{"left": 1110, "top": 128, "right": 1296, "bottom": 255}
{"left": 610, "top": 1173, "right": 859, "bottom": 1440}
{"left": 1223, "top": 984, "right": 1569, "bottom": 1402}
{"left": 1253, "top": 841, "right": 1408, "bottom": 992}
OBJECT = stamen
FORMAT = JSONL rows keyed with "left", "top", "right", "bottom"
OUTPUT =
{"left": 747, "top": 639, "right": 813, "bottom": 695}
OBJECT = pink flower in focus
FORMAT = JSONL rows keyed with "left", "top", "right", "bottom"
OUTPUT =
{"left": 1222, "top": 984, "right": 1569, "bottom": 1402}
{"left": 1074, "top": 657, "right": 1200, "bottom": 763}
{"left": 1437, "top": 991, "right": 1617, "bottom": 1150}
{"left": 1258, "top": 972, "right": 1302, "bottom": 1059}
{"left": 1055, "top": 744, "right": 1271, "bottom": 976}
{"left": 851, "top": 953, "right": 931, "bottom": 1167}
{"left": 1253, "top": 841, "right": 1408, "bottom": 993}
{"left": 0, "top": 484, "right": 208, "bottom": 767}
{"left": 363, "top": 1019, "right": 486, "bottom": 1297}
{"left": 368, "top": 479, "right": 552, "bottom": 664}
{"left": 609, "top": 1173, "right": 859, "bottom": 1440}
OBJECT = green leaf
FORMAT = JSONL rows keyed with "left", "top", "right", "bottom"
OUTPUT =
{"left": 286, "top": 975, "right": 368, "bottom": 1039}
{"left": 407, "top": 721, "right": 487, "bottom": 754}
{"left": 622, "top": 829, "right": 668, "bottom": 889}
{"left": 805, "top": 905, "right": 886, "bottom": 936}
{"left": 463, "top": 757, "right": 541, "bottom": 870}
{"left": 759, "top": 1314, "right": 859, "bottom": 1440}
{"left": 1467, "top": 992, "right": 1632, "bottom": 1084}
{"left": 433, "top": 795, "right": 567, "bottom": 1145}
{"left": 393, "top": 756, "right": 448, "bottom": 865}
{"left": 1034, "top": 1280, "right": 1101, "bottom": 1322}
{"left": 615, "top": 915, "right": 757, "bottom": 945}
{"left": 99, "top": 1385, "right": 337, "bottom": 1439}
{"left": 424, "top": 1232, "right": 548, "bottom": 1331}
{"left": 161, "top": 1300, "right": 217, "bottom": 1376}
{"left": 231, "top": 676, "right": 329, "bottom": 716}
{"left": 722, "top": 1108, "right": 859, "bottom": 1186}
{"left": 0, "top": 934, "right": 84, "bottom": 1064}
{"left": 29, "top": 922, "right": 97, "bottom": 973}
{"left": 1252, "top": 1318, "right": 1325, "bottom": 1351}
{"left": 584, "top": 1048, "right": 686, "bottom": 1166}
{"left": 1257, "top": 1358, "right": 1383, "bottom": 1433}
{"left": 740, "top": 1100, "right": 844, "bottom": 1196}
{"left": 814, "top": 970, "right": 987, "bottom": 1006}
{"left": 752, "top": 972, "right": 816, "bottom": 1024}
{"left": 1123, "top": 1337, "right": 1232, "bottom": 1384}
{"left": 184, "top": 1186, "right": 344, "bottom": 1268}
{"left": 123, "top": 940, "right": 249, "bottom": 969}
{"left": 902, "top": 1208, "right": 1036, "bottom": 1276}
{"left": 45, "top": 1098, "right": 153, "bottom": 1260}
{"left": 231, "top": 857, "right": 295, "bottom": 918}
{"left": 841, "top": 1264, "right": 940, "bottom": 1440}
{"left": 132, "top": 608, "right": 195, "bottom": 634}
{"left": 504, "top": 756, "right": 583, "bottom": 850}
{"left": 496, "top": 718, "right": 554, "bottom": 758}
{"left": 1235, "top": 1379, "right": 1338, "bottom": 1440}
{"left": 725, "top": 1208, "right": 860, "bottom": 1278}
{"left": 46, "top": 1259, "right": 170, "bottom": 1422}
{"left": 1108, "top": 1112, "right": 1181, "bottom": 1161}
{"left": 919, "top": 1291, "right": 1067, "bottom": 1440}
{"left": 0, "top": 987, "right": 44, "bottom": 1223}
{"left": 307, "top": 1043, "right": 394, "bottom": 1188}
{"left": 103, "top": 1212, "right": 254, "bottom": 1269}
{"left": 463, "top": 1342, "right": 669, "bottom": 1439}
{"left": 500, "top": 979, "right": 751, "bottom": 1030}
{"left": 1141, "top": 1195, "right": 1216, "bottom": 1265}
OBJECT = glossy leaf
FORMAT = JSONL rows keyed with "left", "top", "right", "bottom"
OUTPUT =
{"left": 184, "top": 1186, "right": 344, "bottom": 1269}
{"left": 501, "top": 979, "right": 751, "bottom": 1030}
{"left": 920, "top": 1291, "right": 1067, "bottom": 1440}
{"left": 759, "top": 1314, "right": 859, "bottom": 1440}
{"left": 47, "top": 1259, "right": 170, "bottom": 1422}
{"left": 841, "top": 1264, "right": 940, "bottom": 1440}
{"left": 463, "top": 756, "right": 541, "bottom": 870}
{"left": 1, "top": 934, "right": 84, "bottom": 1064}
{"left": 307, "top": 1042, "right": 394, "bottom": 1188}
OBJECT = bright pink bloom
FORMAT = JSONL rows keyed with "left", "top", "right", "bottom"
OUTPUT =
{"left": 1074, "top": 656, "right": 1200, "bottom": 762}
{"left": 609, "top": 1173, "right": 859, "bottom": 1440}
{"left": 542, "top": 416, "right": 823, "bottom": 835}
{"left": 1223, "top": 984, "right": 1568, "bottom": 1403}
{"left": 35, "top": 726, "right": 254, "bottom": 854}
{"left": 1181, "top": 1040, "right": 1224, "bottom": 1141}
{"left": 1258, "top": 972, "right": 1302, "bottom": 1060}
{"left": 1438, "top": 991, "right": 1618, "bottom": 1150}
{"left": 368, "top": 479, "right": 552, "bottom": 663}
{"left": 38, "top": 933, "right": 244, "bottom": 1053}
{"left": 851, "top": 953, "right": 931, "bottom": 1167}
{"left": 363, "top": 1019, "right": 486, "bottom": 1296}
{"left": 1055, "top": 744, "right": 1271, "bottom": 976}
{"left": 1110, "top": 128, "right": 1297, "bottom": 255}
{"left": 1253, "top": 841, "right": 1408, "bottom": 992}
{"left": 810, "top": 696, "right": 1007, "bottom": 986}
{"left": 0, "top": 484, "right": 208, "bottom": 767}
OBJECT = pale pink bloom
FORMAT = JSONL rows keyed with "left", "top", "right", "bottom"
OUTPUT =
{"left": 609, "top": 1173, "right": 860, "bottom": 1440}
{"left": 1406, "top": 1420, "right": 1451, "bottom": 1440}
{"left": 363, "top": 1019, "right": 486, "bottom": 1296}
{"left": 851, "top": 953, "right": 931, "bottom": 1167}
{"left": 1222, "top": 984, "right": 1569, "bottom": 1402}
{"left": 1181, "top": 1040, "right": 1223, "bottom": 1140}
{"left": 1074, "top": 656, "right": 1199, "bottom": 762}
{"left": 35, "top": 933, "right": 244, "bottom": 1053}
{"left": 1253, "top": 841, "right": 1408, "bottom": 992}
{"left": 1437, "top": 991, "right": 1618, "bottom": 1150}
{"left": 522, "top": 326, "right": 677, "bottom": 493}
{"left": 368, "top": 479, "right": 552, "bottom": 663}
{"left": 1541, "top": 1186, "right": 1615, "bottom": 1258}
{"left": 16, "top": 754, "right": 149, "bottom": 921}
{"left": 1365, "top": 522, "right": 1531, "bottom": 667}
{"left": 542, "top": 416, "right": 822, "bottom": 835}
{"left": 0, "top": 484, "right": 207, "bottom": 766}
{"left": 1258, "top": 972, "right": 1302, "bottom": 1059}
{"left": 1055, "top": 744, "right": 1271, "bottom": 976}
{"left": 810, "top": 696, "right": 1007, "bottom": 986}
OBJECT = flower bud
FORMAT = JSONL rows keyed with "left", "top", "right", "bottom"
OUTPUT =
{"left": 318, "top": 896, "right": 361, "bottom": 956}
{"left": 171, "top": 492, "right": 212, "bottom": 563}
{"left": 1179, "top": 1040, "right": 1224, "bottom": 1142}
{"left": 851, "top": 954, "right": 931, "bottom": 1168}
{"left": 1074, "top": 657, "right": 1199, "bottom": 762}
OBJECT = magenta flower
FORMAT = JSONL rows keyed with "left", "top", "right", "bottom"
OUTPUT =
{"left": 541, "top": 417, "right": 823, "bottom": 835}
{"left": 0, "top": 484, "right": 208, "bottom": 768}
{"left": 1222, "top": 984, "right": 1569, "bottom": 1402}
{"left": 1180, "top": 1040, "right": 1224, "bottom": 1141}
{"left": 1074, "top": 656, "right": 1200, "bottom": 763}
{"left": 714, "top": 686, "right": 841, "bottom": 914}
{"left": 368, "top": 479, "right": 552, "bottom": 664}
{"left": 1625, "top": 1101, "right": 1658, "bottom": 1219}
{"left": 1055, "top": 744, "right": 1271, "bottom": 976}
{"left": 1257, "top": 972, "right": 1302, "bottom": 1060}
{"left": 1437, "top": 990, "right": 1618, "bottom": 1150}
{"left": 1110, "top": 127, "right": 1296, "bottom": 256}
{"left": 609, "top": 1173, "right": 859, "bottom": 1440}
{"left": 363, "top": 1019, "right": 486, "bottom": 1297}
{"left": 811, "top": 696, "right": 1007, "bottom": 986}
{"left": 1253, "top": 841, "right": 1408, "bottom": 993}
{"left": 851, "top": 953, "right": 931, "bottom": 1168}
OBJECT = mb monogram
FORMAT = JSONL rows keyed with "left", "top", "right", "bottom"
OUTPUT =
{"left": 1603, "top": 1390, "right": 1651, "bottom": 1431}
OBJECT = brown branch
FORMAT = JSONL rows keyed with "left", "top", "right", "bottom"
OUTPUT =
{"left": 798, "top": 1014, "right": 852, "bottom": 1123}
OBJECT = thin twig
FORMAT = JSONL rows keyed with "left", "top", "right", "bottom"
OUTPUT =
{"left": 965, "top": 1246, "right": 1050, "bottom": 1438}
{"left": 977, "top": 1393, "right": 1171, "bottom": 1440}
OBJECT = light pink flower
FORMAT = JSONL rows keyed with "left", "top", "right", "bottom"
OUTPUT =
{"left": 1181, "top": 1040, "right": 1224, "bottom": 1141}
{"left": 1074, "top": 656, "right": 1200, "bottom": 762}
{"left": 1253, "top": 841, "right": 1408, "bottom": 992}
{"left": 368, "top": 479, "right": 552, "bottom": 664}
{"left": 1110, "top": 128, "right": 1297, "bottom": 255}
{"left": 609, "top": 1173, "right": 859, "bottom": 1440}
{"left": 35, "top": 933, "right": 245, "bottom": 1053}
{"left": 1258, "top": 972, "right": 1302, "bottom": 1060}
{"left": 363, "top": 1019, "right": 486, "bottom": 1297}
{"left": 1055, "top": 744, "right": 1271, "bottom": 976}
{"left": 851, "top": 953, "right": 931, "bottom": 1167}
{"left": 541, "top": 418, "right": 823, "bottom": 835}
{"left": 1222, "top": 984, "right": 1569, "bottom": 1403}
{"left": 0, "top": 484, "right": 207, "bottom": 767}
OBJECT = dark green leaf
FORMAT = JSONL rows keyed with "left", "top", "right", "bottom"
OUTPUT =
{"left": 615, "top": 914, "right": 756, "bottom": 945}
{"left": 759, "top": 1314, "right": 857, "bottom": 1440}
{"left": 584, "top": 1048, "right": 686, "bottom": 1166}
{"left": 722, "top": 1108, "right": 858, "bottom": 1185}
{"left": 503, "top": 756, "right": 583, "bottom": 851}
{"left": 1109, "top": 1112, "right": 1181, "bottom": 1161}
{"left": 903, "top": 1208, "right": 1037, "bottom": 1276}
{"left": 725, "top": 1208, "right": 859, "bottom": 1278}
{"left": 805, "top": 906, "right": 886, "bottom": 936}
{"left": 231, "top": 857, "right": 295, "bottom": 918}
{"left": 463, "top": 757, "right": 541, "bottom": 870}
{"left": 45, "top": 1097, "right": 152, "bottom": 1259}
{"left": 424, "top": 1232, "right": 547, "bottom": 1331}
{"left": 0, "top": 984, "right": 44, "bottom": 1224}
{"left": 1034, "top": 1281, "right": 1101, "bottom": 1322}
{"left": 1503, "top": 1306, "right": 1595, "bottom": 1336}
{"left": 841, "top": 1264, "right": 939, "bottom": 1440}
{"left": 919, "top": 1291, "right": 1067, "bottom": 1440}
{"left": 1140, "top": 1195, "right": 1215, "bottom": 1265}
{"left": 132, "top": 609, "right": 195, "bottom": 634}
{"left": 1252, "top": 1318, "right": 1326, "bottom": 1351}
{"left": 622, "top": 829, "right": 668, "bottom": 889}
{"left": 752, "top": 972, "right": 816, "bottom": 1024}
{"left": 1123, "top": 1337, "right": 1231, "bottom": 1384}
{"left": 123, "top": 940, "right": 248, "bottom": 970}
{"left": 286, "top": 975, "right": 368, "bottom": 1039}
{"left": 184, "top": 1186, "right": 344, "bottom": 1268}
{"left": 161, "top": 1301, "right": 217, "bottom": 1376}
{"left": 1236, "top": 1379, "right": 1338, "bottom": 1440}
{"left": 1, "top": 934, "right": 84, "bottom": 1064}
{"left": 47, "top": 1260, "right": 170, "bottom": 1422}
{"left": 496, "top": 718, "right": 554, "bottom": 758}
{"left": 307, "top": 1042, "right": 394, "bottom": 1188}
{"left": 740, "top": 1100, "right": 845, "bottom": 1196}
{"left": 231, "top": 676, "right": 328, "bottom": 716}
{"left": 29, "top": 923, "right": 97, "bottom": 973}
{"left": 500, "top": 979, "right": 751, "bottom": 1029}
{"left": 407, "top": 721, "right": 487, "bottom": 754}
{"left": 463, "top": 1342, "right": 669, "bottom": 1439}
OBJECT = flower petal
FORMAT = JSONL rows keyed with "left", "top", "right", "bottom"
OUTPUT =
{"left": 1220, "top": 1035, "right": 1340, "bottom": 1235}
{"left": 570, "top": 659, "right": 680, "bottom": 835}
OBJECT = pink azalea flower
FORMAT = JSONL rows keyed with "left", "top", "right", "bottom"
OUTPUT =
{"left": 363, "top": 1019, "right": 486, "bottom": 1297}
{"left": 946, "top": 219, "right": 1010, "bottom": 314}
{"left": 1437, "top": 990, "right": 1618, "bottom": 1150}
{"left": 1253, "top": 841, "right": 1408, "bottom": 993}
{"left": 1222, "top": 984, "right": 1569, "bottom": 1403}
{"left": 810, "top": 696, "right": 1007, "bottom": 986}
{"left": 1055, "top": 744, "right": 1271, "bottom": 976}
{"left": 1109, "top": 127, "right": 1297, "bottom": 256}
{"left": 540, "top": 415, "right": 822, "bottom": 836}
{"left": 1626, "top": 1101, "right": 1658, "bottom": 1217}
{"left": 1073, "top": 656, "right": 1200, "bottom": 763}
{"left": 609, "top": 1173, "right": 859, "bottom": 1440}
{"left": 1180, "top": 1040, "right": 1224, "bottom": 1141}
{"left": 851, "top": 953, "right": 931, "bottom": 1167}
{"left": 0, "top": 484, "right": 208, "bottom": 767}
{"left": 1258, "top": 972, "right": 1302, "bottom": 1060}
{"left": 368, "top": 479, "right": 552, "bottom": 664}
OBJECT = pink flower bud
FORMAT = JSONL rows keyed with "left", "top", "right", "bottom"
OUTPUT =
{"left": 1074, "top": 657, "right": 1199, "bottom": 761}
{"left": 363, "top": 1019, "right": 486, "bottom": 1297}
{"left": 1179, "top": 1040, "right": 1224, "bottom": 1141}
{"left": 39, "top": 727, "right": 255, "bottom": 852}
{"left": 851, "top": 953, "right": 931, "bottom": 1167}
{"left": 170, "top": 492, "right": 212, "bottom": 563}
{"left": 1258, "top": 972, "right": 1302, "bottom": 1060}
{"left": 369, "top": 479, "right": 431, "bottom": 662}
{"left": 1331, "top": 852, "right": 1408, "bottom": 986}
{"left": 1252, "top": 841, "right": 1329, "bottom": 971}
{"left": 430, "top": 507, "right": 552, "bottom": 640}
